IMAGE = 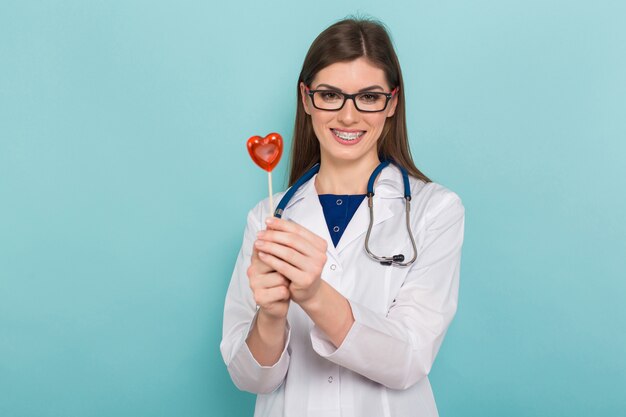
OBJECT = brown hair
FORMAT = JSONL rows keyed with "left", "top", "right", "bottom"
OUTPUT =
{"left": 288, "top": 16, "right": 431, "bottom": 186}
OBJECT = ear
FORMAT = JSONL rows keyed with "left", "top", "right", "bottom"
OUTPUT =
{"left": 300, "top": 82, "right": 311, "bottom": 115}
{"left": 386, "top": 88, "right": 399, "bottom": 118}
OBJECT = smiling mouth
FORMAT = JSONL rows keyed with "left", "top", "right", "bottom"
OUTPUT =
{"left": 331, "top": 129, "right": 366, "bottom": 142}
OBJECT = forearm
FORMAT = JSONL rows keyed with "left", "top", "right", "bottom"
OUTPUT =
{"left": 245, "top": 310, "right": 288, "bottom": 366}
{"left": 300, "top": 281, "right": 355, "bottom": 348}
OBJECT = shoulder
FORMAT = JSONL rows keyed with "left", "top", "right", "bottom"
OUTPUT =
{"left": 378, "top": 164, "right": 464, "bottom": 217}
{"left": 410, "top": 177, "right": 463, "bottom": 208}
{"left": 408, "top": 176, "right": 465, "bottom": 227}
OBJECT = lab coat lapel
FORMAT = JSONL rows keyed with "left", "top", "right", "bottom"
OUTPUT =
{"left": 283, "top": 164, "right": 406, "bottom": 259}
{"left": 283, "top": 173, "right": 341, "bottom": 262}
{"left": 335, "top": 195, "right": 393, "bottom": 254}
{"left": 335, "top": 165, "right": 404, "bottom": 254}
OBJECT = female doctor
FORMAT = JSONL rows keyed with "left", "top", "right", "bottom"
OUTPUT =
{"left": 221, "top": 17, "right": 465, "bottom": 417}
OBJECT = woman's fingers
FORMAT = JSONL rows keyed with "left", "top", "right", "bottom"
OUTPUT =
{"left": 255, "top": 239, "right": 308, "bottom": 271}
{"left": 253, "top": 218, "right": 328, "bottom": 306}
{"left": 255, "top": 284, "right": 290, "bottom": 306}
{"left": 249, "top": 271, "right": 290, "bottom": 291}
{"left": 248, "top": 229, "right": 298, "bottom": 320}
{"left": 251, "top": 246, "right": 274, "bottom": 274}
{"left": 264, "top": 217, "right": 328, "bottom": 253}
{"left": 247, "top": 268, "right": 291, "bottom": 319}
{"left": 257, "top": 251, "right": 306, "bottom": 284}
{"left": 257, "top": 229, "right": 316, "bottom": 256}
{"left": 255, "top": 234, "right": 327, "bottom": 284}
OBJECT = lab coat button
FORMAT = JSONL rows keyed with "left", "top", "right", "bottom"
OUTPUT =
{"left": 333, "top": 226, "right": 340, "bottom": 232}
{"left": 330, "top": 264, "right": 337, "bottom": 270}
{"left": 328, "top": 376, "right": 334, "bottom": 383}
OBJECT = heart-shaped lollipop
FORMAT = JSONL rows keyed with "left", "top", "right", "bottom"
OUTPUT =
{"left": 246, "top": 132, "right": 284, "bottom": 216}
{"left": 247, "top": 133, "right": 283, "bottom": 172}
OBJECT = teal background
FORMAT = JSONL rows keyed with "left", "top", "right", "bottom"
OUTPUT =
{"left": 1, "top": 0, "right": 625, "bottom": 416}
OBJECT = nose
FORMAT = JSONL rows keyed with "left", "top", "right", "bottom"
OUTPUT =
{"left": 336, "top": 97, "right": 360, "bottom": 125}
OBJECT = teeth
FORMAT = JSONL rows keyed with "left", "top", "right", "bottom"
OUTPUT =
{"left": 332, "top": 129, "right": 365, "bottom": 140}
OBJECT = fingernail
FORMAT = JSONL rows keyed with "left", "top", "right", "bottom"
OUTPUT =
{"left": 257, "top": 231, "right": 265, "bottom": 238}
{"left": 255, "top": 240, "right": 264, "bottom": 247}
{"left": 265, "top": 217, "right": 274, "bottom": 225}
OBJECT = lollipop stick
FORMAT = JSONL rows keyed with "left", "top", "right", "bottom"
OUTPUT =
{"left": 268, "top": 171, "right": 274, "bottom": 216}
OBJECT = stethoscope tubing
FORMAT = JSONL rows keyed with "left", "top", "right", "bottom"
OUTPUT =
{"left": 274, "top": 160, "right": 417, "bottom": 267}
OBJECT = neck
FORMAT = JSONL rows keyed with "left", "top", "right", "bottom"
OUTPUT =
{"left": 315, "top": 155, "right": 381, "bottom": 195}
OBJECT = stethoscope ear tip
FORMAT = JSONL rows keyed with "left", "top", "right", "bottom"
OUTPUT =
{"left": 380, "top": 254, "right": 404, "bottom": 266}
{"left": 380, "top": 254, "right": 405, "bottom": 266}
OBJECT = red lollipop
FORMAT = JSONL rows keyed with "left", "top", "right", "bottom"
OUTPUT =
{"left": 247, "top": 133, "right": 283, "bottom": 172}
{"left": 246, "top": 132, "right": 284, "bottom": 216}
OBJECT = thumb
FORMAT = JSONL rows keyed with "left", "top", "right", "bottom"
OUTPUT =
{"left": 252, "top": 245, "right": 274, "bottom": 273}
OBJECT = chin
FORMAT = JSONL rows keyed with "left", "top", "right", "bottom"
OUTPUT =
{"left": 321, "top": 148, "right": 375, "bottom": 165}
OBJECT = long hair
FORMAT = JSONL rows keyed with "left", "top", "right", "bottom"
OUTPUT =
{"left": 288, "top": 17, "right": 431, "bottom": 186}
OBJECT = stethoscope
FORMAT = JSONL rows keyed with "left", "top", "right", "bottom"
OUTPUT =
{"left": 274, "top": 160, "right": 417, "bottom": 267}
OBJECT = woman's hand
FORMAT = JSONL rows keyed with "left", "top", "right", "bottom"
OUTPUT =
{"left": 247, "top": 245, "right": 291, "bottom": 320}
{"left": 254, "top": 217, "right": 328, "bottom": 306}
{"left": 245, "top": 245, "right": 291, "bottom": 366}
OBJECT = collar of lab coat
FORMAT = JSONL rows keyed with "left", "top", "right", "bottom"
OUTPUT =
{"left": 281, "top": 164, "right": 407, "bottom": 258}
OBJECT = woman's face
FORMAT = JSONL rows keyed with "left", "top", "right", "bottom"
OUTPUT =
{"left": 300, "top": 57, "right": 398, "bottom": 167}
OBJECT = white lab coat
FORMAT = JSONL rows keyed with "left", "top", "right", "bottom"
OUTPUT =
{"left": 220, "top": 164, "right": 465, "bottom": 417}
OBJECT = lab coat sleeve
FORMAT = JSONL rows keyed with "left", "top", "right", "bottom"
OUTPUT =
{"left": 310, "top": 189, "right": 465, "bottom": 390}
{"left": 220, "top": 202, "right": 291, "bottom": 394}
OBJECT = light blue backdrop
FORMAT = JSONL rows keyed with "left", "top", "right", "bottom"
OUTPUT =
{"left": 1, "top": 1, "right": 625, "bottom": 416}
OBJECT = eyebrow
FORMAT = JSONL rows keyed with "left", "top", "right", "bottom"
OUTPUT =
{"left": 314, "top": 83, "right": 385, "bottom": 92}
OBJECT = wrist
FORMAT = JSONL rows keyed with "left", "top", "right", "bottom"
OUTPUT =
{"left": 298, "top": 282, "right": 355, "bottom": 347}
{"left": 246, "top": 309, "right": 289, "bottom": 367}
{"left": 257, "top": 308, "right": 287, "bottom": 326}
{"left": 298, "top": 281, "right": 326, "bottom": 314}
{"left": 256, "top": 310, "right": 288, "bottom": 343}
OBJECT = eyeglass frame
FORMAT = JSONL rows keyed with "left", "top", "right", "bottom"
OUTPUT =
{"left": 304, "top": 85, "right": 400, "bottom": 113}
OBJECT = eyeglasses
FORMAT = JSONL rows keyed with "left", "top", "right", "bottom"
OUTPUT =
{"left": 305, "top": 86, "right": 399, "bottom": 113}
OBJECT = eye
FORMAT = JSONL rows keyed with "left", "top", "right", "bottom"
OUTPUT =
{"left": 319, "top": 91, "right": 342, "bottom": 101}
{"left": 358, "top": 93, "right": 382, "bottom": 103}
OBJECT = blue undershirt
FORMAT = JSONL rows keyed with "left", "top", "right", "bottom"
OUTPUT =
{"left": 318, "top": 194, "right": 367, "bottom": 247}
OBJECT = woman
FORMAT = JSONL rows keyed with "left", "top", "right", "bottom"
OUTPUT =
{"left": 221, "top": 17, "right": 465, "bottom": 417}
